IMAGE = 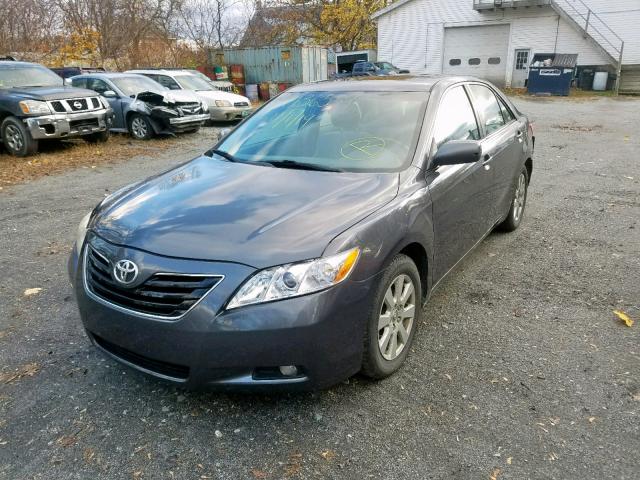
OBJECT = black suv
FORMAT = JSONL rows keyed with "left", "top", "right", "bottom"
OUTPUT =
{"left": 0, "top": 60, "right": 112, "bottom": 156}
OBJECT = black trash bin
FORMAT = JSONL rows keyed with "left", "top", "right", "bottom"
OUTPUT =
{"left": 527, "top": 53, "right": 578, "bottom": 96}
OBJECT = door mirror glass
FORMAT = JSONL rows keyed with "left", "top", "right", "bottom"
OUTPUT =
{"left": 102, "top": 90, "right": 117, "bottom": 98}
{"left": 432, "top": 140, "right": 481, "bottom": 167}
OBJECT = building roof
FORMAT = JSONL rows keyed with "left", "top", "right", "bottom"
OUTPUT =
{"left": 371, "top": 0, "right": 415, "bottom": 20}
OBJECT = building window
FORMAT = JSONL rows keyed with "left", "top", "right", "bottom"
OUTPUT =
{"left": 449, "top": 58, "right": 461, "bottom": 66}
{"left": 469, "top": 58, "right": 481, "bottom": 66}
{"left": 488, "top": 57, "right": 501, "bottom": 65}
{"left": 516, "top": 51, "right": 529, "bottom": 70}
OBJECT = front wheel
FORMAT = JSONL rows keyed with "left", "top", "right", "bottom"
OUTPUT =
{"left": 1, "top": 116, "right": 39, "bottom": 157}
{"left": 361, "top": 254, "right": 422, "bottom": 379}
{"left": 128, "top": 114, "right": 153, "bottom": 140}
{"left": 499, "top": 167, "right": 529, "bottom": 232}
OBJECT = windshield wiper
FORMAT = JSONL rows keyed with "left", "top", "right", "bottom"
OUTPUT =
{"left": 262, "top": 160, "right": 343, "bottom": 172}
{"left": 209, "top": 149, "right": 239, "bottom": 163}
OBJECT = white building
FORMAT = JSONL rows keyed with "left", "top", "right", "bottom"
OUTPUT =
{"left": 372, "top": 0, "right": 640, "bottom": 93}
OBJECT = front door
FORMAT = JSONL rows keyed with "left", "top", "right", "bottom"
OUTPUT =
{"left": 427, "top": 85, "right": 496, "bottom": 283}
{"left": 511, "top": 49, "right": 530, "bottom": 88}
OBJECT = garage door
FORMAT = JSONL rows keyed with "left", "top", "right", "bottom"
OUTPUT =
{"left": 443, "top": 25, "right": 510, "bottom": 85}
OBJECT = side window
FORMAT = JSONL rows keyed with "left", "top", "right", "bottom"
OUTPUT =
{"left": 498, "top": 98, "right": 515, "bottom": 122}
{"left": 468, "top": 84, "right": 506, "bottom": 136}
{"left": 156, "top": 75, "right": 181, "bottom": 90}
{"left": 87, "top": 78, "right": 110, "bottom": 94}
{"left": 449, "top": 59, "right": 461, "bottom": 66}
{"left": 71, "top": 77, "right": 87, "bottom": 89}
{"left": 353, "top": 63, "right": 362, "bottom": 72}
{"left": 433, "top": 86, "right": 480, "bottom": 148}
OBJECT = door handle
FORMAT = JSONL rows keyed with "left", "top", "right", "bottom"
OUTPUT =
{"left": 483, "top": 153, "right": 492, "bottom": 170}
{"left": 516, "top": 130, "right": 524, "bottom": 142}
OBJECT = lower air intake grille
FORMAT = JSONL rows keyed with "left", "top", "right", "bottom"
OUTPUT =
{"left": 92, "top": 334, "right": 190, "bottom": 379}
{"left": 85, "top": 247, "right": 222, "bottom": 318}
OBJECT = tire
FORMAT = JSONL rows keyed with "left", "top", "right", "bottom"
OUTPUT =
{"left": 499, "top": 167, "right": 529, "bottom": 232}
{"left": 128, "top": 114, "right": 153, "bottom": 140}
{"left": 361, "top": 254, "right": 422, "bottom": 379}
{"left": 84, "top": 130, "right": 110, "bottom": 143}
{"left": 1, "top": 116, "right": 38, "bottom": 157}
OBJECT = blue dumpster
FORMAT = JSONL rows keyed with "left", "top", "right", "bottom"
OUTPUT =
{"left": 527, "top": 53, "right": 577, "bottom": 96}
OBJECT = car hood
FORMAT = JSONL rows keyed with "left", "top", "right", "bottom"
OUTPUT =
{"left": 4, "top": 86, "right": 98, "bottom": 100}
{"left": 195, "top": 90, "right": 250, "bottom": 104}
{"left": 91, "top": 156, "right": 398, "bottom": 268}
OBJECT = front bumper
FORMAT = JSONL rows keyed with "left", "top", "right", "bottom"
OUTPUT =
{"left": 24, "top": 108, "right": 112, "bottom": 140}
{"left": 209, "top": 106, "right": 252, "bottom": 121}
{"left": 68, "top": 235, "right": 374, "bottom": 391}
{"left": 168, "top": 113, "right": 211, "bottom": 125}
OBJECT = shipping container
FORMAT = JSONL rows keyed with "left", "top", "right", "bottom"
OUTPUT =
{"left": 214, "top": 46, "right": 328, "bottom": 85}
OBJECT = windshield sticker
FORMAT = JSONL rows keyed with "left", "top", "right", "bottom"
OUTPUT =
{"left": 341, "top": 137, "right": 387, "bottom": 160}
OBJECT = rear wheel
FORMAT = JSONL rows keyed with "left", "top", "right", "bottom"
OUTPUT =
{"left": 1, "top": 116, "right": 38, "bottom": 157}
{"left": 499, "top": 167, "right": 529, "bottom": 232}
{"left": 361, "top": 254, "right": 421, "bottom": 379}
{"left": 128, "top": 114, "right": 153, "bottom": 140}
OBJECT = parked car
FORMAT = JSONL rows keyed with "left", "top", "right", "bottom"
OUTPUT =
{"left": 50, "top": 66, "right": 106, "bottom": 79}
{"left": 133, "top": 68, "right": 236, "bottom": 92}
{"left": 126, "top": 69, "right": 252, "bottom": 122}
{"left": 374, "top": 62, "right": 410, "bottom": 74}
{"left": 69, "top": 75, "right": 534, "bottom": 390}
{"left": 0, "top": 60, "right": 112, "bottom": 156}
{"left": 71, "top": 73, "right": 210, "bottom": 140}
{"left": 351, "top": 60, "right": 410, "bottom": 76}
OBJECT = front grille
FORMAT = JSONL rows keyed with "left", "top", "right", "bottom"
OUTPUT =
{"left": 51, "top": 101, "right": 66, "bottom": 113}
{"left": 91, "top": 98, "right": 101, "bottom": 108}
{"left": 68, "top": 98, "right": 88, "bottom": 111}
{"left": 85, "top": 247, "right": 222, "bottom": 318}
{"left": 234, "top": 102, "right": 249, "bottom": 107}
{"left": 177, "top": 103, "right": 202, "bottom": 116}
{"left": 92, "top": 333, "right": 190, "bottom": 379}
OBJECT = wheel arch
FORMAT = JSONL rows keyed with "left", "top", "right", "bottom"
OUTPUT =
{"left": 525, "top": 157, "right": 533, "bottom": 184}
{"left": 397, "top": 241, "right": 430, "bottom": 302}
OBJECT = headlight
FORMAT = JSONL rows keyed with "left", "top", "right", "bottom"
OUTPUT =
{"left": 201, "top": 102, "right": 209, "bottom": 112}
{"left": 227, "top": 247, "right": 360, "bottom": 309}
{"left": 19, "top": 100, "right": 51, "bottom": 115}
{"left": 99, "top": 96, "right": 110, "bottom": 108}
{"left": 215, "top": 100, "right": 232, "bottom": 107}
{"left": 75, "top": 212, "right": 92, "bottom": 253}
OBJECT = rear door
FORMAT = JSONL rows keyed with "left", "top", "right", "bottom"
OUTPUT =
{"left": 467, "top": 83, "right": 523, "bottom": 223}
{"left": 427, "top": 85, "right": 495, "bottom": 282}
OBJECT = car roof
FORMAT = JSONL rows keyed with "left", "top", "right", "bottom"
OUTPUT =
{"left": 0, "top": 60, "right": 46, "bottom": 69}
{"left": 291, "top": 74, "right": 484, "bottom": 92}
{"left": 73, "top": 72, "right": 147, "bottom": 80}
{"left": 127, "top": 69, "right": 192, "bottom": 77}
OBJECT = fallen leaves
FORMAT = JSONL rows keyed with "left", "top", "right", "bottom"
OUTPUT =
{"left": 1, "top": 362, "right": 40, "bottom": 384}
{"left": 490, "top": 468, "right": 501, "bottom": 480}
{"left": 250, "top": 469, "right": 268, "bottom": 479}
{"left": 613, "top": 309, "right": 634, "bottom": 327}
{"left": 23, "top": 287, "right": 42, "bottom": 297}
{"left": 55, "top": 435, "right": 77, "bottom": 448}
{"left": 320, "top": 450, "right": 335, "bottom": 461}
{"left": 284, "top": 452, "right": 302, "bottom": 477}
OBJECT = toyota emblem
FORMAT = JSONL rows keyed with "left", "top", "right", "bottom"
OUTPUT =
{"left": 113, "top": 259, "right": 139, "bottom": 285}
{"left": 73, "top": 101, "right": 83, "bottom": 109}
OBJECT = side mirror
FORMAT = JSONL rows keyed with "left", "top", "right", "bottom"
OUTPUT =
{"left": 102, "top": 90, "right": 117, "bottom": 98}
{"left": 432, "top": 140, "right": 481, "bottom": 167}
{"left": 63, "top": 78, "right": 73, "bottom": 86}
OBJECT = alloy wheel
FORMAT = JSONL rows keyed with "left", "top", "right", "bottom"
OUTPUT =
{"left": 513, "top": 173, "right": 526, "bottom": 222}
{"left": 5, "top": 124, "right": 24, "bottom": 152}
{"left": 378, "top": 274, "right": 416, "bottom": 361}
{"left": 131, "top": 117, "right": 148, "bottom": 139}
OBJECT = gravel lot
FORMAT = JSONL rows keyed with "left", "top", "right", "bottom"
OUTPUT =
{"left": 0, "top": 97, "right": 638, "bottom": 480}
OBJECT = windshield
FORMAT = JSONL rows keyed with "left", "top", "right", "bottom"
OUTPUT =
{"left": 176, "top": 74, "right": 213, "bottom": 91}
{"left": 376, "top": 62, "right": 395, "bottom": 70}
{"left": 0, "top": 65, "right": 63, "bottom": 88}
{"left": 112, "top": 76, "right": 166, "bottom": 96}
{"left": 217, "top": 91, "right": 428, "bottom": 172}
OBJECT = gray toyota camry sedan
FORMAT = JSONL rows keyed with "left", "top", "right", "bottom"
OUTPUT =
{"left": 68, "top": 75, "right": 534, "bottom": 390}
